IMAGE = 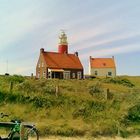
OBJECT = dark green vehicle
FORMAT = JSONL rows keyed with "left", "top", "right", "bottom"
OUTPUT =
{"left": 0, "top": 113, "right": 39, "bottom": 140}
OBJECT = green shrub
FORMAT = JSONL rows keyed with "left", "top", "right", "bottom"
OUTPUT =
{"left": 17, "top": 81, "right": 36, "bottom": 94}
{"left": 42, "top": 84, "right": 56, "bottom": 94}
{"left": 9, "top": 75, "right": 25, "bottom": 83}
{"left": 0, "top": 91, "right": 6, "bottom": 102}
{"left": 89, "top": 82, "right": 103, "bottom": 95}
{"left": 111, "top": 100, "right": 121, "bottom": 110}
{"left": 103, "top": 77, "right": 135, "bottom": 87}
{"left": 72, "top": 107, "right": 88, "bottom": 119}
{"left": 126, "top": 103, "right": 140, "bottom": 122}
{"left": 72, "top": 101, "right": 105, "bottom": 119}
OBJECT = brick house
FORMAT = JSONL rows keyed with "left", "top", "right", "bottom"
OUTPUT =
{"left": 36, "top": 31, "right": 83, "bottom": 79}
{"left": 89, "top": 56, "right": 116, "bottom": 77}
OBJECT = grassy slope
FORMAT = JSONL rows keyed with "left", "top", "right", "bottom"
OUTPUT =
{"left": 0, "top": 76, "right": 140, "bottom": 137}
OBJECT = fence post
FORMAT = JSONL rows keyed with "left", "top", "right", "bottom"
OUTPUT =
{"left": 10, "top": 81, "right": 14, "bottom": 92}
{"left": 55, "top": 85, "right": 59, "bottom": 97}
{"left": 106, "top": 88, "right": 113, "bottom": 100}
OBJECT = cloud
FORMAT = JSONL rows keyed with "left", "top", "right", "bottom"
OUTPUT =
{"left": 0, "top": 0, "right": 140, "bottom": 76}
{"left": 76, "top": 32, "right": 140, "bottom": 53}
{"left": 0, "top": 61, "right": 7, "bottom": 74}
{"left": 0, "top": 5, "right": 51, "bottom": 52}
{"left": 81, "top": 44, "right": 140, "bottom": 59}
{"left": 14, "top": 66, "right": 33, "bottom": 75}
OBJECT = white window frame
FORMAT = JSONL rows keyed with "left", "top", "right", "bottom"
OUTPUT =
{"left": 42, "top": 62, "right": 44, "bottom": 67}
{"left": 43, "top": 70, "right": 46, "bottom": 78}
{"left": 63, "top": 71, "right": 70, "bottom": 79}
{"left": 108, "top": 72, "right": 112, "bottom": 76}
{"left": 48, "top": 71, "right": 51, "bottom": 79}
{"left": 95, "top": 70, "right": 98, "bottom": 76}
{"left": 77, "top": 71, "right": 82, "bottom": 79}
{"left": 38, "top": 63, "right": 40, "bottom": 68}
{"left": 37, "top": 72, "right": 40, "bottom": 78}
{"left": 72, "top": 73, "right": 76, "bottom": 79}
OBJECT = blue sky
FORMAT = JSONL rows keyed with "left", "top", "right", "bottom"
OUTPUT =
{"left": 0, "top": 0, "right": 140, "bottom": 76}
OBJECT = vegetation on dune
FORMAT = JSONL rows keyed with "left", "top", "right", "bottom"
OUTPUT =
{"left": 0, "top": 75, "right": 140, "bottom": 138}
{"left": 101, "top": 77, "right": 135, "bottom": 87}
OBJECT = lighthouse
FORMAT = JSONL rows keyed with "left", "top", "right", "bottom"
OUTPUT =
{"left": 58, "top": 31, "right": 68, "bottom": 54}
{"left": 36, "top": 31, "right": 84, "bottom": 79}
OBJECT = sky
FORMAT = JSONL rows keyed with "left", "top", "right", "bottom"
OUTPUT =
{"left": 0, "top": 0, "right": 140, "bottom": 76}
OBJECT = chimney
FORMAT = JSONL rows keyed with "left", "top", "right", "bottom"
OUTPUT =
{"left": 74, "top": 52, "right": 78, "bottom": 57}
{"left": 40, "top": 48, "right": 44, "bottom": 53}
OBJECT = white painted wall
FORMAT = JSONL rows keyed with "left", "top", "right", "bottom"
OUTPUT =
{"left": 90, "top": 68, "right": 116, "bottom": 77}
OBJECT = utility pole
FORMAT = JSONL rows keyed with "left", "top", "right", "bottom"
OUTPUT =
{"left": 5, "top": 59, "right": 9, "bottom": 76}
{"left": 6, "top": 60, "right": 8, "bottom": 73}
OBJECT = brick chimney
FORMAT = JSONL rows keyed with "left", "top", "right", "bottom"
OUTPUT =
{"left": 74, "top": 52, "right": 78, "bottom": 57}
{"left": 40, "top": 48, "right": 44, "bottom": 53}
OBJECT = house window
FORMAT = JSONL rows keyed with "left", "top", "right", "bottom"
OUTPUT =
{"left": 37, "top": 72, "right": 40, "bottom": 78}
{"left": 48, "top": 72, "right": 51, "bottom": 79}
{"left": 72, "top": 73, "right": 75, "bottom": 79}
{"left": 108, "top": 72, "right": 112, "bottom": 76}
{"left": 43, "top": 71, "right": 46, "bottom": 78}
{"left": 77, "top": 72, "right": 82, "bottom": 79}
{"left": 95, "top": 71, "right": 98, "bottom": 76}
{"left": 42, "top": 62, "right": 44, "bottom": 67}
{"left": 38, "top": 63, "right": 40, "bottom": 68}
{"left": 64, "top": 71, "right": 70, "bottom": 79}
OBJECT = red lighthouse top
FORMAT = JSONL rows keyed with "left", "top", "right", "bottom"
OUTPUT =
{"left": 58, "top": 31, "right": 68, "bottom": 54}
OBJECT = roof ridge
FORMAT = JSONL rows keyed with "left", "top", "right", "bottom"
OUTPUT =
{"left": 92, "top": 57, "right": 113, "bottom": 59}
{"left": 44, "top": 51, "right": 76, "bottom": 56}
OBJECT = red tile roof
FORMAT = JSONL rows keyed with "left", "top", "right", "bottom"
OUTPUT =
{"left": 90, "top": 57, "right": 116, "bottom": 68}
{"left": 42, "top": 52, "right": 83, "bottom": 69}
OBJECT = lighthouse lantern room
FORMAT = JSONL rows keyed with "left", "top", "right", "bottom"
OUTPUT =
{"left": 58, "top": 31, "right": 68, "bottom": 54}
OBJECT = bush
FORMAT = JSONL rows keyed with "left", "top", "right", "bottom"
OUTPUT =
{"left": 0, "top": 91, "right": 6, "bottom": 102}
{"left": 103, "top": 77, "right": 134, "bottom": 87}
{"left": 42, "top": 84, "right": 56, "bottom": 94}
{"left": 18, "top": 81, "right": 36, "bottom": 94}
{"left": 126, "top": 103, "right": 140, "bottom": 122}
{"left": 89, "top": 82, "right": 103, "bottom": 95}
{"left": 72, "top": 100, "right": 105, "bottom": 119}
{"left": 9, "top": 75, "right": 25, "bottom": 83}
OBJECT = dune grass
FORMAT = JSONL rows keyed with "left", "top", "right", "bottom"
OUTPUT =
{"left": 0, "top": 75, "right": 140, "bottom": 138}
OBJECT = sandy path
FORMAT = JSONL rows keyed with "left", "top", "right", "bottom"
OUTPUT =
{"left": 38, "top": 136, "right": 140, "bottom": 140}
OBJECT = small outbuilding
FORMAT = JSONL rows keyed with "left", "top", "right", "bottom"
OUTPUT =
{"left": 89, "top": 56, "right": 116, "bottom": 77}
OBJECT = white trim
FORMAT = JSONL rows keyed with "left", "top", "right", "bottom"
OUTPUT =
{"left": 63, "top": 71, "right": 70, "bottom": 79}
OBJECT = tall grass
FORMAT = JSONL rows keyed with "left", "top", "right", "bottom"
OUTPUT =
{"left": 0, "top": 75, "right": 140, "bottom": 137}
